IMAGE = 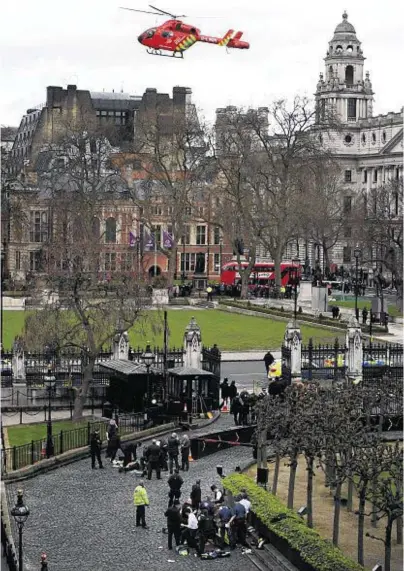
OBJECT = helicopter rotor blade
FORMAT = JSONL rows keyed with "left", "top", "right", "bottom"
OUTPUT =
{"left": 149, "top": 4, "right": 186, "bottom": 18}
{"left": 120, "top": 7, "right": 163, "bottom": 16}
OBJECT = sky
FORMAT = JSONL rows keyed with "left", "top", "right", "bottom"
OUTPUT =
{"left": 1, "top": 0, "right": 403, "bottom": 127}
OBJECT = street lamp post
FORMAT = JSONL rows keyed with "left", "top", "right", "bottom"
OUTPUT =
{"left": 292, "top": 258, "right": 300, "bottom": 324}
{"left": 11, "top": 489, "right": 30, "bottom": 571}
{"left": 0, "top": 243, "right": 6, "bottom": 356}
{"left": 142, "top": 342, "right": 154, "bottom": 409}
{"left": 43, "top": 370, "right": 56, "bottom": 458}
{"left": 219, "top": 238, "right": 223, "bottom": 280}
{"left": 354, "top": 248, "right": 361, "bottom": 322}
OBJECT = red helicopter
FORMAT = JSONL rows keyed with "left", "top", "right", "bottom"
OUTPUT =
{"left": 120, "top": 5, "right": 249, "bottom": 58}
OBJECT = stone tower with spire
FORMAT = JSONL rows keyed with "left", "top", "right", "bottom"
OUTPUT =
{"left": 315, "top": 11, "right": 374, "bottom": 125}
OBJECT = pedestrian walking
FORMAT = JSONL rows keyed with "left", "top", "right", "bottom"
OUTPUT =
{"left": 168, "top": 469, "right": 184, "bottom": 507}
{"left": 146, "top": 439, "right": 162, "bottom": 480}
{"left": 263, "top": 351, "right": 275, "bottom": 375}
{"left": 134, "top": 481, "right": 149, "bottom": 528}
{"left": 180, "top": 434, "right": 190, "bottom": 471}
{"left": 90, "top": 430, "right": 104, "bottom": 470}
{"left": 190, "top": 479, "right": 201, "bottom": 511}
{"left": 231, "top": 393, "right": 242, "bottom": 426}
{"left": 165, "top": 500, "right": 182, "bottom": 550}
{"left": 167, "top": 432, "right": 180, "bottom": 474}
{"left": 206, "top": 286, "right": 213, "bottom": 301}
{"left": 228, "top": 380, "right": 237, "bottom": 400}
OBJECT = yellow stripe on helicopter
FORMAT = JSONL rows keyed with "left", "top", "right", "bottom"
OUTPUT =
{"left": 175, "top": 34, "right": 197, "bottom": 52}
{"left": 218, "top": 30, "right": 234, "bottom": 47}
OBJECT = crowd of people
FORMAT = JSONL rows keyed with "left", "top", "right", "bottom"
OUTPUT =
{"left": 89, "top": 423, "right": 253, "bottom": 558}
{"left": 134, "top": 477, "right": 252, "bottom": 557}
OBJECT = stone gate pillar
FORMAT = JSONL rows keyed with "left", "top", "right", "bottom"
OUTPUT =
{"left": 346, "top": 316, "right": 363, "bottom": 380}
{"left": 284, "top": 321, "right": 302, "bottom": 381}
{"left": 183, "top": 316, "right": 202, "bottom": 369}
{"left": 12, "top": 337, "right": 26, "bottom": 381}
{"left": 112, "top": 330, "right": 129, "bottom": 360}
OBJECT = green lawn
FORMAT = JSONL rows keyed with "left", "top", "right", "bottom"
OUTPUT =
{"left": 336, "top": 299, "right": 403, "bottom": 318}
{"left": 6, "top": 419, "right": 106, "bottom": 447}
{"left": 3, "top": 309, "right": 344, "bottom": 352}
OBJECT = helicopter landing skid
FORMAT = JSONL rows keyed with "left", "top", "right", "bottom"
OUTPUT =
{"left": 146, "top": 48, "right": 183, "bottom": 58}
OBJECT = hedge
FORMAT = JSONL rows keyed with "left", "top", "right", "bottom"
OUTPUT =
{"left": 219, "top": 300, "right": 386, "bottom": 334}
{"left": 223, "top": 474, "right": 364, "bottom": 571}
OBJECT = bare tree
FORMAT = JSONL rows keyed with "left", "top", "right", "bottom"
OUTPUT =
{"left": 124, "top": 99, "right": 210, "bottom": 286}
{"left": 212, "top": 109, "right": 268, "bottom": 298}
{"left": 366, "top": 441, "right": 403, "bottom": 571}
{"left": 242, "top": 97, "right": 338, "bottom": 291}
{"left": 355, "top": 179, "right": 403, "bottom": 310}
{"left": 22, "top": 119, "right": 149, "bottom": 419}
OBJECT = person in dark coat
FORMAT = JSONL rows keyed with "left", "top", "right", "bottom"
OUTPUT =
{"left": 263, "top": 351, "right": 275, "bottom": 375}
{"left": 167, "top": 433, "right": 180, "bottom": 474}
{"left": 90, "top": 430, "right": 104, "bottom": 469}
{"left": 146, "top": 439, "right": 162, "bottom": 480}
{"left": 109, "top": 432, "right": 122, "bottom": 462}
{"left": 231, "top": 393, "right": 242, "bottom": 425}
{"left": 228, "top": 380, "right": 237, "bottom": 400}
{"left": 268, "top": 378, "right": 288, "bottom": 400}
{"left": 165, "top": 500, "right": 182, "bottom": 550}
{"left": 190, "top": 479, "right": 202, "bottom": 510}
{"left": 167, "top": 469, "right": 184, "bottom": 507}
{"left": 123, "top": 442, "right": 140, "bottom": 468}
{"left": 220, "top": 378, "right": 230, "bottom": 407}
{"left": 362, "top": 307, "right": 368, "bottom": 325}
{"left": 106, "top": 419, "right": 118, "bottom": 459}
{"left": 180, "top": 434, "right": 190, "bottom": 471}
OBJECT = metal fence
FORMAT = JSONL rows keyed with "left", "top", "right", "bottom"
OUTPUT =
{"left": 1, "top": 414, "right": 147, "bottom": 474}
{"left": 301, "top": 338, "right": 347, "bottom": 381}
{"left": 128, "top": 346, "right": 184, "bottom": 369}
{"left": 201, "top": 346, "right": 221, "bottom": 379}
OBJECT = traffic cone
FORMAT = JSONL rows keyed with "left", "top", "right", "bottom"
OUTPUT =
{"left": 188, "top": 450, "right": 194, "bottom": 462}
{"left": 222, "top": 401, "right": 229, "bottom": 413}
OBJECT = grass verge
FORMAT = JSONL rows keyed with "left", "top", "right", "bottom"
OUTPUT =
{"left": 3, "top": 309, "right": 345, "bottom": 351}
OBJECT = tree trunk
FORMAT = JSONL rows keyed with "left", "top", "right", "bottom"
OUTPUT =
{"left": 357, "top": 487, "right": 367, "bottom": 566}
{"left": 397, "top": 516, "right": 403, "bottom": 545}
{"left": 73, "top": 354, "right": 96, "bottom": 420}
{"left": 332, "top": 481, "right": 342, "bottom": 547}
{"left": 385, "top": 520, "right": 392, "bottom": 571}
{"left": 306, "top": 456, "right": 314, "bottom": 528}
{"left": 240, "top": 272, "right": 250, "bottom": 300}
{"left": 274, "top": 249, "right": 282, "bottom": 292}
{"left": 166, "top": 248, "right": 177, "bottom": 289}
{"left": 272, "top": 455, "right": 280, "bottom": 496}
{"left": 287, "top": 452, "right": 298, "bottom": 509}
{"left": 371, "top": 476, "right": 378, "bottom": 527}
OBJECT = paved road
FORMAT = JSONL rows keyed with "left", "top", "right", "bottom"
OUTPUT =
{"left": 6, "top": 416, "right": 259, "bottom": 571}
{"left": 222, "top": 361, "right": 268, "bottom": 394}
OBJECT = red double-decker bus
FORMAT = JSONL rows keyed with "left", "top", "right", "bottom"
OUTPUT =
{"left": 220, "top": 260, "right": 301, "bottom": 287}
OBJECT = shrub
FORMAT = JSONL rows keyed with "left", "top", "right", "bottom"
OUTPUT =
{"left": 223, "top": 474, "right": 364, "bottom": 571}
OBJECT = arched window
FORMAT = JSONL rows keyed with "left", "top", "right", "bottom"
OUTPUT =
{"left": 92, "top": 217, "right": 101, "bottom": 239}
{"left": 345, "top": 65, "right": 354, "bottom": 85}
{"left": 336, "top": 45, "right": 343, "bottom": 53}
{"left": 329, "top": 65, "right": 333, "bottom": 78}
{"left": 105, "top": 217, "right": 117, "bottom": 243}
{"left": 382, "top": 131, "right": 386, "bottom": 143}
{"left": 346, "top": 45, "right": 353, "bottom": 53}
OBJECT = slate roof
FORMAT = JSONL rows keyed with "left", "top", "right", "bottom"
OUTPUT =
{"left": 167, "top": 366, "right": 214, "bottom": 377}
{"left": 99, "top": 359, "right": 162, "bottom": 376}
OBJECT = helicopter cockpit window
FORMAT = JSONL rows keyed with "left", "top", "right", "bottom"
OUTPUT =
{"left": 146, "top": 28, "right": 156, "bottom": 38}
{"left": 161, "top": 31, "right": 173, "bottom": 38}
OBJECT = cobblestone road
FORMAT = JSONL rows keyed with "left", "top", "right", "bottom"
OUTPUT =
{"left": 7, "top": 415, "right": 259, "bottom": 571}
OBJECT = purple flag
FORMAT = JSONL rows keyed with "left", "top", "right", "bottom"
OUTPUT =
{"left": 129, "top": 231, "right": 136, "bottom": 248}
{"left": 144, "top": 230, "right": 155, "bottom": 251}
{"left": 162, "top": 230, "right": 174, "bottom": 249}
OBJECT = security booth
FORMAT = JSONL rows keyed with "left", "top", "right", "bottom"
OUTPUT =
{"left": 100, "top": 360, "right": 164, "bottom": 414}
{"left": 166, "top": 366, "right": 219, "bottom": 414}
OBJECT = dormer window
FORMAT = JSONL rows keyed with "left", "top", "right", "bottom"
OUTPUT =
{"left": 336, "top": 45, "right": 343, "bottom": 53}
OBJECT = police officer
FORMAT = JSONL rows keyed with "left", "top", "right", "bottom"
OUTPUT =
{"left": 180, "top": 434, "right": 190, "bottom": 471}
{"left": 90, "top": 430, "right": 104, "bottom": 470}
{"left": 167, "top": 469, "right": 184, "bottom": 507}
{"left": 167, "top": 432, "right": 180, "bottom": 474}
{"left": 165, "top": 499, "right": 182, "bottom": 550}
{"left": 146, "top": 439, "right": 162, "bottom": 480}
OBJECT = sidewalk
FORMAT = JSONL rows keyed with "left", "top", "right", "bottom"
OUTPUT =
{"left": 1, "top": 409, "right": 100, "bottom": 426}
